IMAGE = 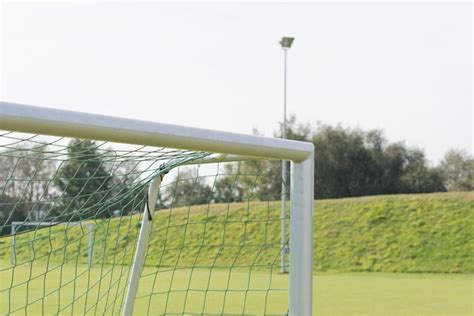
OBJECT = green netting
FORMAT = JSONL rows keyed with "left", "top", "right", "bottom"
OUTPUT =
{"left": 0, "top": 131, "right": 289, "bottom": 315}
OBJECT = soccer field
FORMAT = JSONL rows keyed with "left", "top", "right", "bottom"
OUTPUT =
{"left": 1, "top": 262, "right": 471, "bottom": 315}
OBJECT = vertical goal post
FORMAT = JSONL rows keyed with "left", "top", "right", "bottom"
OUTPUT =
{"left": 0, "top": 101, "right": 314, "bottom": 315}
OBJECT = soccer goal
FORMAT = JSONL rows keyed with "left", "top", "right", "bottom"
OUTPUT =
{"left": 0, "top": 102, "right": 314, "bottom": 315}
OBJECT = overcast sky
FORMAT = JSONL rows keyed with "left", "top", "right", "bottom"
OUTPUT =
{"left": 1, "top": 1, "right": 472, "bottom": 163}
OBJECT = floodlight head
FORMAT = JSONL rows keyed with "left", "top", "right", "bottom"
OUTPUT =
{"left": 280, "top": 37, "right": 294, "bottom": 49}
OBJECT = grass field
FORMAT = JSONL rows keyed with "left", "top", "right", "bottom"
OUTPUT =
{"left": 1, "top": 192, "right": 473, "bottom": 315}
{"left": 1, "top": 262, "right": 472, "bottom": 315}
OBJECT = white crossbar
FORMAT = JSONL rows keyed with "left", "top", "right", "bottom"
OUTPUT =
{"left": 0, "top": 102, "right": 313, "bottom": 162}
{"left": 1, "top": 101, "right": 314, "bottom": 316}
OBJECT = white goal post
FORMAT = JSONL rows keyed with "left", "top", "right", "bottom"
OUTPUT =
{"left": 0, "top": 101, "right": 314, "bottom": 316}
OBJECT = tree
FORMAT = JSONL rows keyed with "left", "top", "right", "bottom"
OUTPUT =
{"left": 54, "top": 139, "right": 112, "bottom": 220}
{"left": 214, "top": 164, "right": 244, "bottom": 203}
{"left": 0, "top": 144, "right": 56, "bottom": 234}
{"left": 161, "top": 167, "right": 214, "bottom": 208}
{"left": 0, "top": 193, "right": 29, "bottom": 235}
{"left": 275, "top": 114, "right": 312, "bottom": 141}
{"left": 214, "top": 159, "right": 283, "bottom": 204}
{"left": 379, "top": 143, "right": 408, "bottom": 193}
{"left": 311, "top": 124, "right": 376, "bottom": 198}
{"left": 215, "top": 118, "right": 311, "bottom": 204}
{"left": 167, "top": 116, "right": 451, "bottom": 203}
{"left": 0, "top": 145, "right": 55, "bottom": 205}
{"left": 399, "top": 149, "right": 446, "bottom": 193}
{"left": 106, "top": 160, "right": 148, "bottom": 216}
{"left": 439, "top": 149, "right": 473, "bottom": 191}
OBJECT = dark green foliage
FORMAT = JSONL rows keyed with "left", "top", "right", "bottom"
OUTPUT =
{"left": 0, "top": 194, "right": 29, "bottom": 235}
{"left": 312, "top": 125, "right": 373, "bottom": 197}
{"left": 54, "top": 139, "right": 112, "bottom": 220}
{"left": 311, "top": 124, "right": 447, "bottom": 198}
{"left": 106, "top": 160, "right": 147, "bottom": 216}
{"left": 260, "top": 116, "right": 448, "bottom": 199}
{"left": 214, "top": 164, "right": 244, "bottom": 203}
{"left": 399, "top": 149, "right": 446, "bottom": 193}
{"left": 164, "top": 161, "right": 283, "bottom": 207}
{"left": 0, "top": 145, "right": 56, "bottom": 235}
{"left": 275, "top": 115, "right": 312, "bottom": 141}
{"left": 439, "top": 149, "right": 473, "bottom": 191}
{"left": 245, "top": 116, "right": 448, "bottom": 199}
{"left": 224, "top": 160, "right": 282, "bottom": 201}
{"left": 160, "top": 168, "right": 215, "bottom": 207}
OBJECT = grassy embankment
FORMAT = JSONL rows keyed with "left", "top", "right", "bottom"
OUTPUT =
{"left": 1, "top": 192, "right": 472, "bottom": 273}
{"left": 1, "top": 192, "right": 472, "bottom": 315}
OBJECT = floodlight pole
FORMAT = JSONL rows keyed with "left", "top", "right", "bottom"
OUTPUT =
{"left": 280, "top": 37, "right": 294, "bottom": 274}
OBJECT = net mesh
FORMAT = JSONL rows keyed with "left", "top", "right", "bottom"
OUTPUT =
{"left": 0, "top": 131, "right": 289, "bottom": 315}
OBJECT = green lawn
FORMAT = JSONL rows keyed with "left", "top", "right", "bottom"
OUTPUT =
{"left": 1, "top": 262, "right": 472, "bottom": 315}
{"left": 1, "top": 192, "right": 472, "bottom": 315}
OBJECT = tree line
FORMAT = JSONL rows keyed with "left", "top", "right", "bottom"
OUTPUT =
{"left": 0, "top": 139, "right": 146, "bottom": 234}
{"left": 1, "top": 118, "right": 472, "bottom": 234}
{"left": 162, "top": 116, "right": 473, "bottom": 205}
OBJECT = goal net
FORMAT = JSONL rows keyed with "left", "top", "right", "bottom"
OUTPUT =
{"left": 0, "top": 102, "right": 313, "bottom": 315}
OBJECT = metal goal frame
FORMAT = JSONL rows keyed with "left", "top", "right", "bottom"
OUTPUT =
{"left": 1, "top": 101, "right": 314, "bottom": 316}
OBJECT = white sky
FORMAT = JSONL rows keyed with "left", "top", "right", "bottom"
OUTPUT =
{"left": 1, "top": 1, "right": 472, "bottom": 164}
